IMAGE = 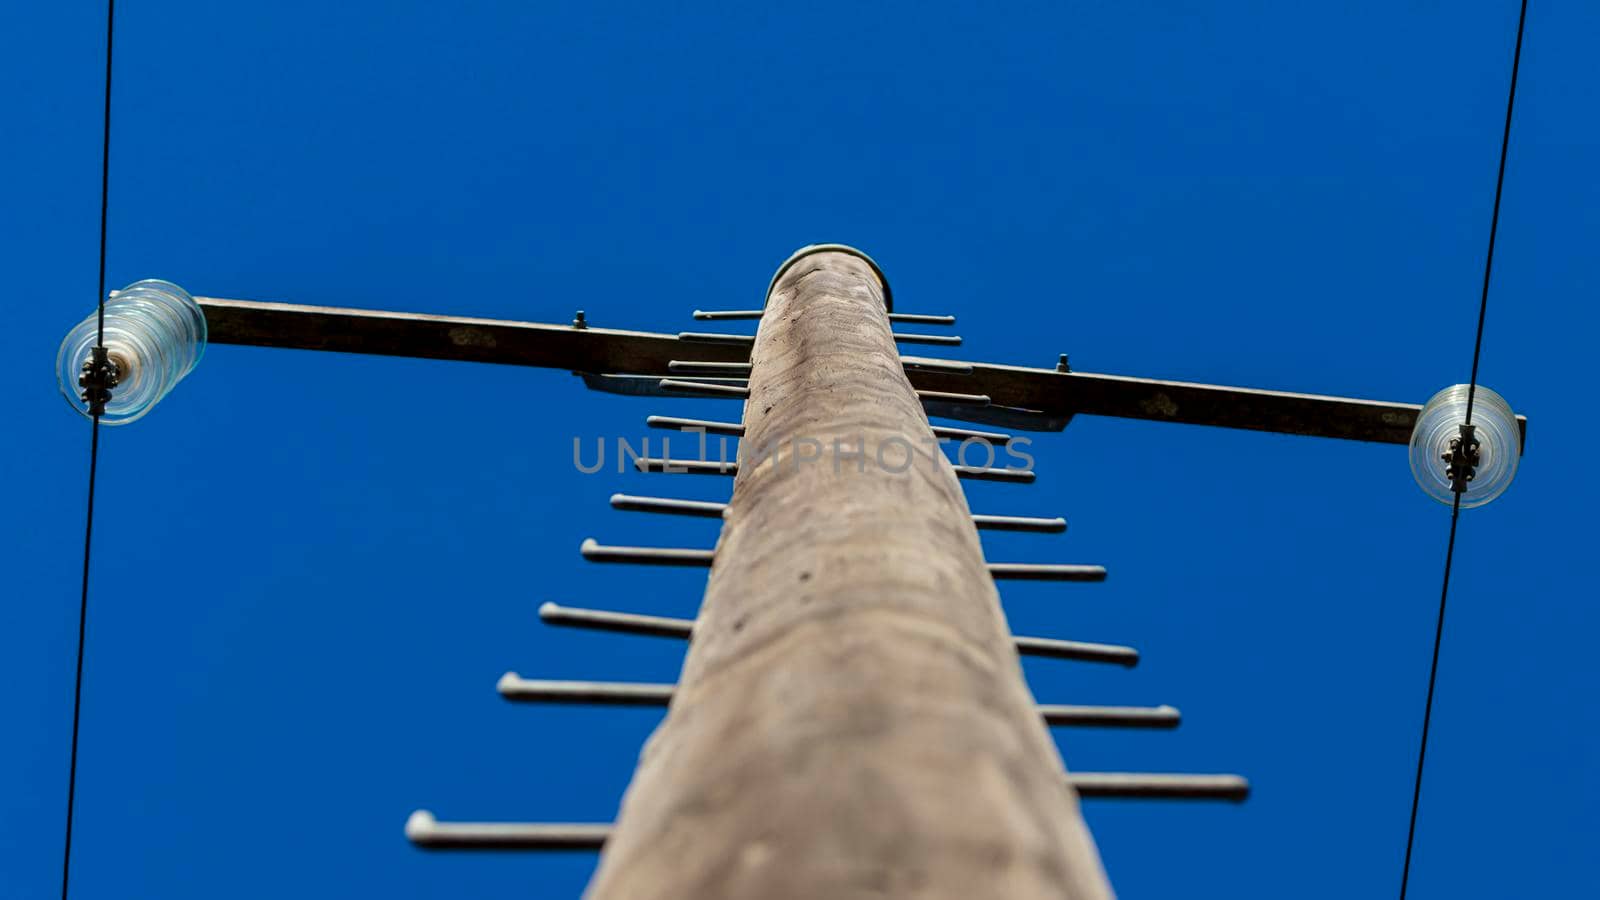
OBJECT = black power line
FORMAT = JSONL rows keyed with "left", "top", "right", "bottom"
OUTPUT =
{"left": 62, "top": 1, "right": 116, "bottom": 898}
{"left": 1398, "top": 2, "right": 1529, "bottom": 898}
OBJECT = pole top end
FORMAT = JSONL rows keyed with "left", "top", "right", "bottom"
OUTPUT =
{"left": 765, "top": 244, "right": 892, "bottom": 312}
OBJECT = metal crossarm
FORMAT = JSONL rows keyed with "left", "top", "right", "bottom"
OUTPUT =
{"left": 196, "top": 298, "right": 1520, "bottom": 444}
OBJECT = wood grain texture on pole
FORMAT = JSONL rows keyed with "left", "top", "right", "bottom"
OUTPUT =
{"left": 584, "top": 247, "right": 1113, "bottom": 900}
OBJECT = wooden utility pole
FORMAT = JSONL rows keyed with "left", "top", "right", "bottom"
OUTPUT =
{"left": 584, "top": 247, "right": 1113, "bottom": 899}
{"left": 190, "top": 245, "right": 1519, "bottom": 892}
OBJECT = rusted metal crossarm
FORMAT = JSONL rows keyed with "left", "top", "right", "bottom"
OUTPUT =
{"left": 199, "top": 297, "right": 746, "bottom": 372}
{"left": 538, "top": 602, "right": 1138, "bottom": 665}
{"left": 680, "top": 330, "right": 963, "bottom": 347}
{"left": 198, "top": 298, "right": 1525, "bottom": 445}
{"left": 670, "top": 358, "right": 973, "bottom": 376}
{"left": 657, "top": 377, "right": 992, "bottom": 409}
{"left": 907, "top": 360, "right": 1531, "bottom": 447}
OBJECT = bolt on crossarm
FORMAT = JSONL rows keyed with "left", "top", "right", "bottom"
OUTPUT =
{"left": 583, "top": 246, "right": 1113, "bottom": 899}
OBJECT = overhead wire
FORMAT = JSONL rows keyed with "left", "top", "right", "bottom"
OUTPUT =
{"left": 1398, "top": 2, "right": 1529, "bottom": 898}
{"left": 62, "top": 1, "right": 117, "bottom": 898}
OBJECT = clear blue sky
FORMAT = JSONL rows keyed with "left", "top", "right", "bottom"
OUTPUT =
{"left": 3, "top": 1, "right": 1594, "bottom": 897}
